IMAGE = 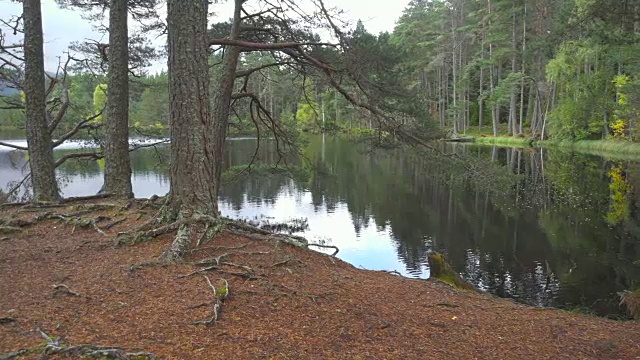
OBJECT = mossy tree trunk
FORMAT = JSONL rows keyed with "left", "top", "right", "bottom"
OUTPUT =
{"left": 103, "top": 0, "right": 133, "bottom": 198}
{"left": 23, "top": 0, "right": 60, "bottom": 202}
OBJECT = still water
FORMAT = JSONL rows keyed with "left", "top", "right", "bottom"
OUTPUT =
{"left": 1, "top": 136, "right": 638, "bottom": 318}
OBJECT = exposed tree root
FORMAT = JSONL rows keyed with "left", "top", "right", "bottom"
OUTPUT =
{"left": 103, "top": 217, "right": 127, "bottom": 230}
{"left": 0, "top": 317, "right": 16, "bottom": 325}
{"left": 177, "top": 264, "right": 261, "bottom": 280}
{"left": 189, "top": 243, "right": 249, "bottom": 253}
{"left": 115, "top": 205, "right": 338, "bottom": 268}
{"left": 0, "top": 226, "right": 21, "bottom": 235}
{"left": 37, "top": 212, "right": 111, "bottom": 237}
{"left": 271, "top": 256, "right": 304, "bottom": 268}
{"left": 193, "top": 276, "right": 229, "bottom": 326}
{"left": 0, "top": 218, "right": 35, "bottom": 227}
{"left": 308, "top": 243, "right": 340, "bottom": 256}
{"left": 127, "top": 260, "right": 166, "bottom": 272}
{"left": 195, "top": 253, "right": 231, "bottom": 266}
{"left": 0, "top": 328, "right": 157, "bottom": 360}
{"left": 0, "top": 193, "right": 116, "bottom": 209}
{"left": 0, "top": 350, "right": 26, "bottom": 360}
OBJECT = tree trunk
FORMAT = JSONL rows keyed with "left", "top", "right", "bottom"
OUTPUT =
{"left": 519, "top": 4, "right": 526, "bottom": 135}
{"left": 479, "top": 41, "right": 484, "bottom": 131}
{"left": 23, "top": 0, "right": 59, "bottom": 202}
{"left": 163, "top": 0, "right": 217, "bottom": 259}
{"left": 161, "top": 0, "right": 242, "bottom": 260}
{"left": 103, "top": 0, "right": 133, "bottom": 198}
{"left": 509, "top": 1, "right": 518, "bottom": 136}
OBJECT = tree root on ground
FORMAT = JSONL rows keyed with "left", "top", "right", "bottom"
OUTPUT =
{"left": 308, "top": 243, "right": 340, "bottom": 256}
{"left": 115, "top": 212, "right": 318, "bottom": 260}
{"left": 0, "top": 193, "right": 116, "bottom": 209}
{"left": 1, "top": 203, "right": 122, "bottom": 238}
{"left": 0, "top": 328, "right": 156, "bottom": 360}
{"left": 0, "top": 218, "right": 35, "bottom": 235}
{"left": 0, "top": 226, "right": 22, "bottom": 235}
{"left": 37, "top": 212, "right": 111, "bottom": 237}
{"left": 177, "top": 264, "right": 261, "bottom": 280}
{"left": 193, "top": 276, "right": 229, "bottom": 326}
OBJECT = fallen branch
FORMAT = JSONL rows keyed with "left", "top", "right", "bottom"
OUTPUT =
{"left": 0, "top": 350, "right": 26, "bottom": 360}
{"left": 103, "top": 217, "right": 127, "bottom": 230}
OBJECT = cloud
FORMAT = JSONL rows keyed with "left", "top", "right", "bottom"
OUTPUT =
{"left": 1, "top": 0, "right": 409, "bottom": 73}
{"left": 1, "top": 0, "right": 102, "bottom": 71}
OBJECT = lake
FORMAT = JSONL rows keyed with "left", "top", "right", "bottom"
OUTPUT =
{"left": 1, "top": 135, "right": 638, "bottom": 319}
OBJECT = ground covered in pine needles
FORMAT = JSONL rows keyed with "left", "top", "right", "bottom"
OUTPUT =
{"left": 1, "top": 199, "right": 639, "bottom": 359}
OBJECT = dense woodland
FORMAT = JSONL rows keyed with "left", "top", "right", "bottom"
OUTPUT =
{"left": 2, "top": 0, "right": 639, "bottom": 142}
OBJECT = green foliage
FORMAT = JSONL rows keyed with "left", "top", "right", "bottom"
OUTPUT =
{"left": 92, "top": 83, "right": 108, "bottom": 123}
{"left": 130, "top": 73, "right": 169, "bottom": 136}
{"left": 427, "top": 252, "right": 475, "bottom": 291}
{"left": 606, "top": 165, "right": 631, "bottom": 225}
{"left": 472, "top": 136, "right": 533, "bottom": 147}
{"left": 295, "top": 99, "right": 321, "bottom": 132}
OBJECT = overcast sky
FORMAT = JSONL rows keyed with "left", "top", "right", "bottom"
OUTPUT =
{"left": 0, "top": 0, "right": 409, "bottom": 72}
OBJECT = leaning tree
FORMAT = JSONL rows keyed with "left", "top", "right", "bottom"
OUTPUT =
{"left": 126, "top": 0, "right": 437, "bottom": 260}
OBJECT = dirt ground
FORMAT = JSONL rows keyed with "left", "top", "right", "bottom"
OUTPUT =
{"left": 1, "top": 199, "right": 639, "bottom": 359}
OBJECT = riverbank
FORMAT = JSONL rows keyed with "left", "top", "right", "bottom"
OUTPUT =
{"left": 1, "top": 199, "right": 639, "bottom": 359}
{"left": 470, "top": 136, "right": 640, "bottom": 158}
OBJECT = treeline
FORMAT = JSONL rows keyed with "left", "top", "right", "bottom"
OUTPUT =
{"left": 2, "top": 1, "right": 638, "bottom": 143}
{"left": 0, "top": 35, "right": 411, "bottom": 137}
{"left": 1, "top": 72, "right": 166, "bottom": 137}
{"left": 1, "top": 9, "right": 440, "bottom": 139}
{"left": 392, "top": 0, "right": 640, "bottom": 141}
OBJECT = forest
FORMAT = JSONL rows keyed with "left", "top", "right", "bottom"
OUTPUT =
{"left": 2, "top": 0, "right": 639, "bottom": 144}
{"left": 1, "top": 2, "right": 639, "bottom": 357}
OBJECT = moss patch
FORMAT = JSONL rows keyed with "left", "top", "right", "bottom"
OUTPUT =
{"left": 427, "top": 252, "right": 476, "bottom": 291}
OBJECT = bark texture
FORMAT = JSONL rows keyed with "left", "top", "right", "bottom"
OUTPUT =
{"left": 162, "top": 0, "right": 219, "bottom": 260}
{"left": 167, "top": 0, "right": 217, "bottom": 215}
{"left": 23, "top": 0, "right": 60, "bottom": 202}
{"left": 103, "top": 0, "right": 133, "bottom": 198}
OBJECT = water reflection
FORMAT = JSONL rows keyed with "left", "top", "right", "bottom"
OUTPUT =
{"left": 0, "top": 137, "right": 638, "bottom": 318}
